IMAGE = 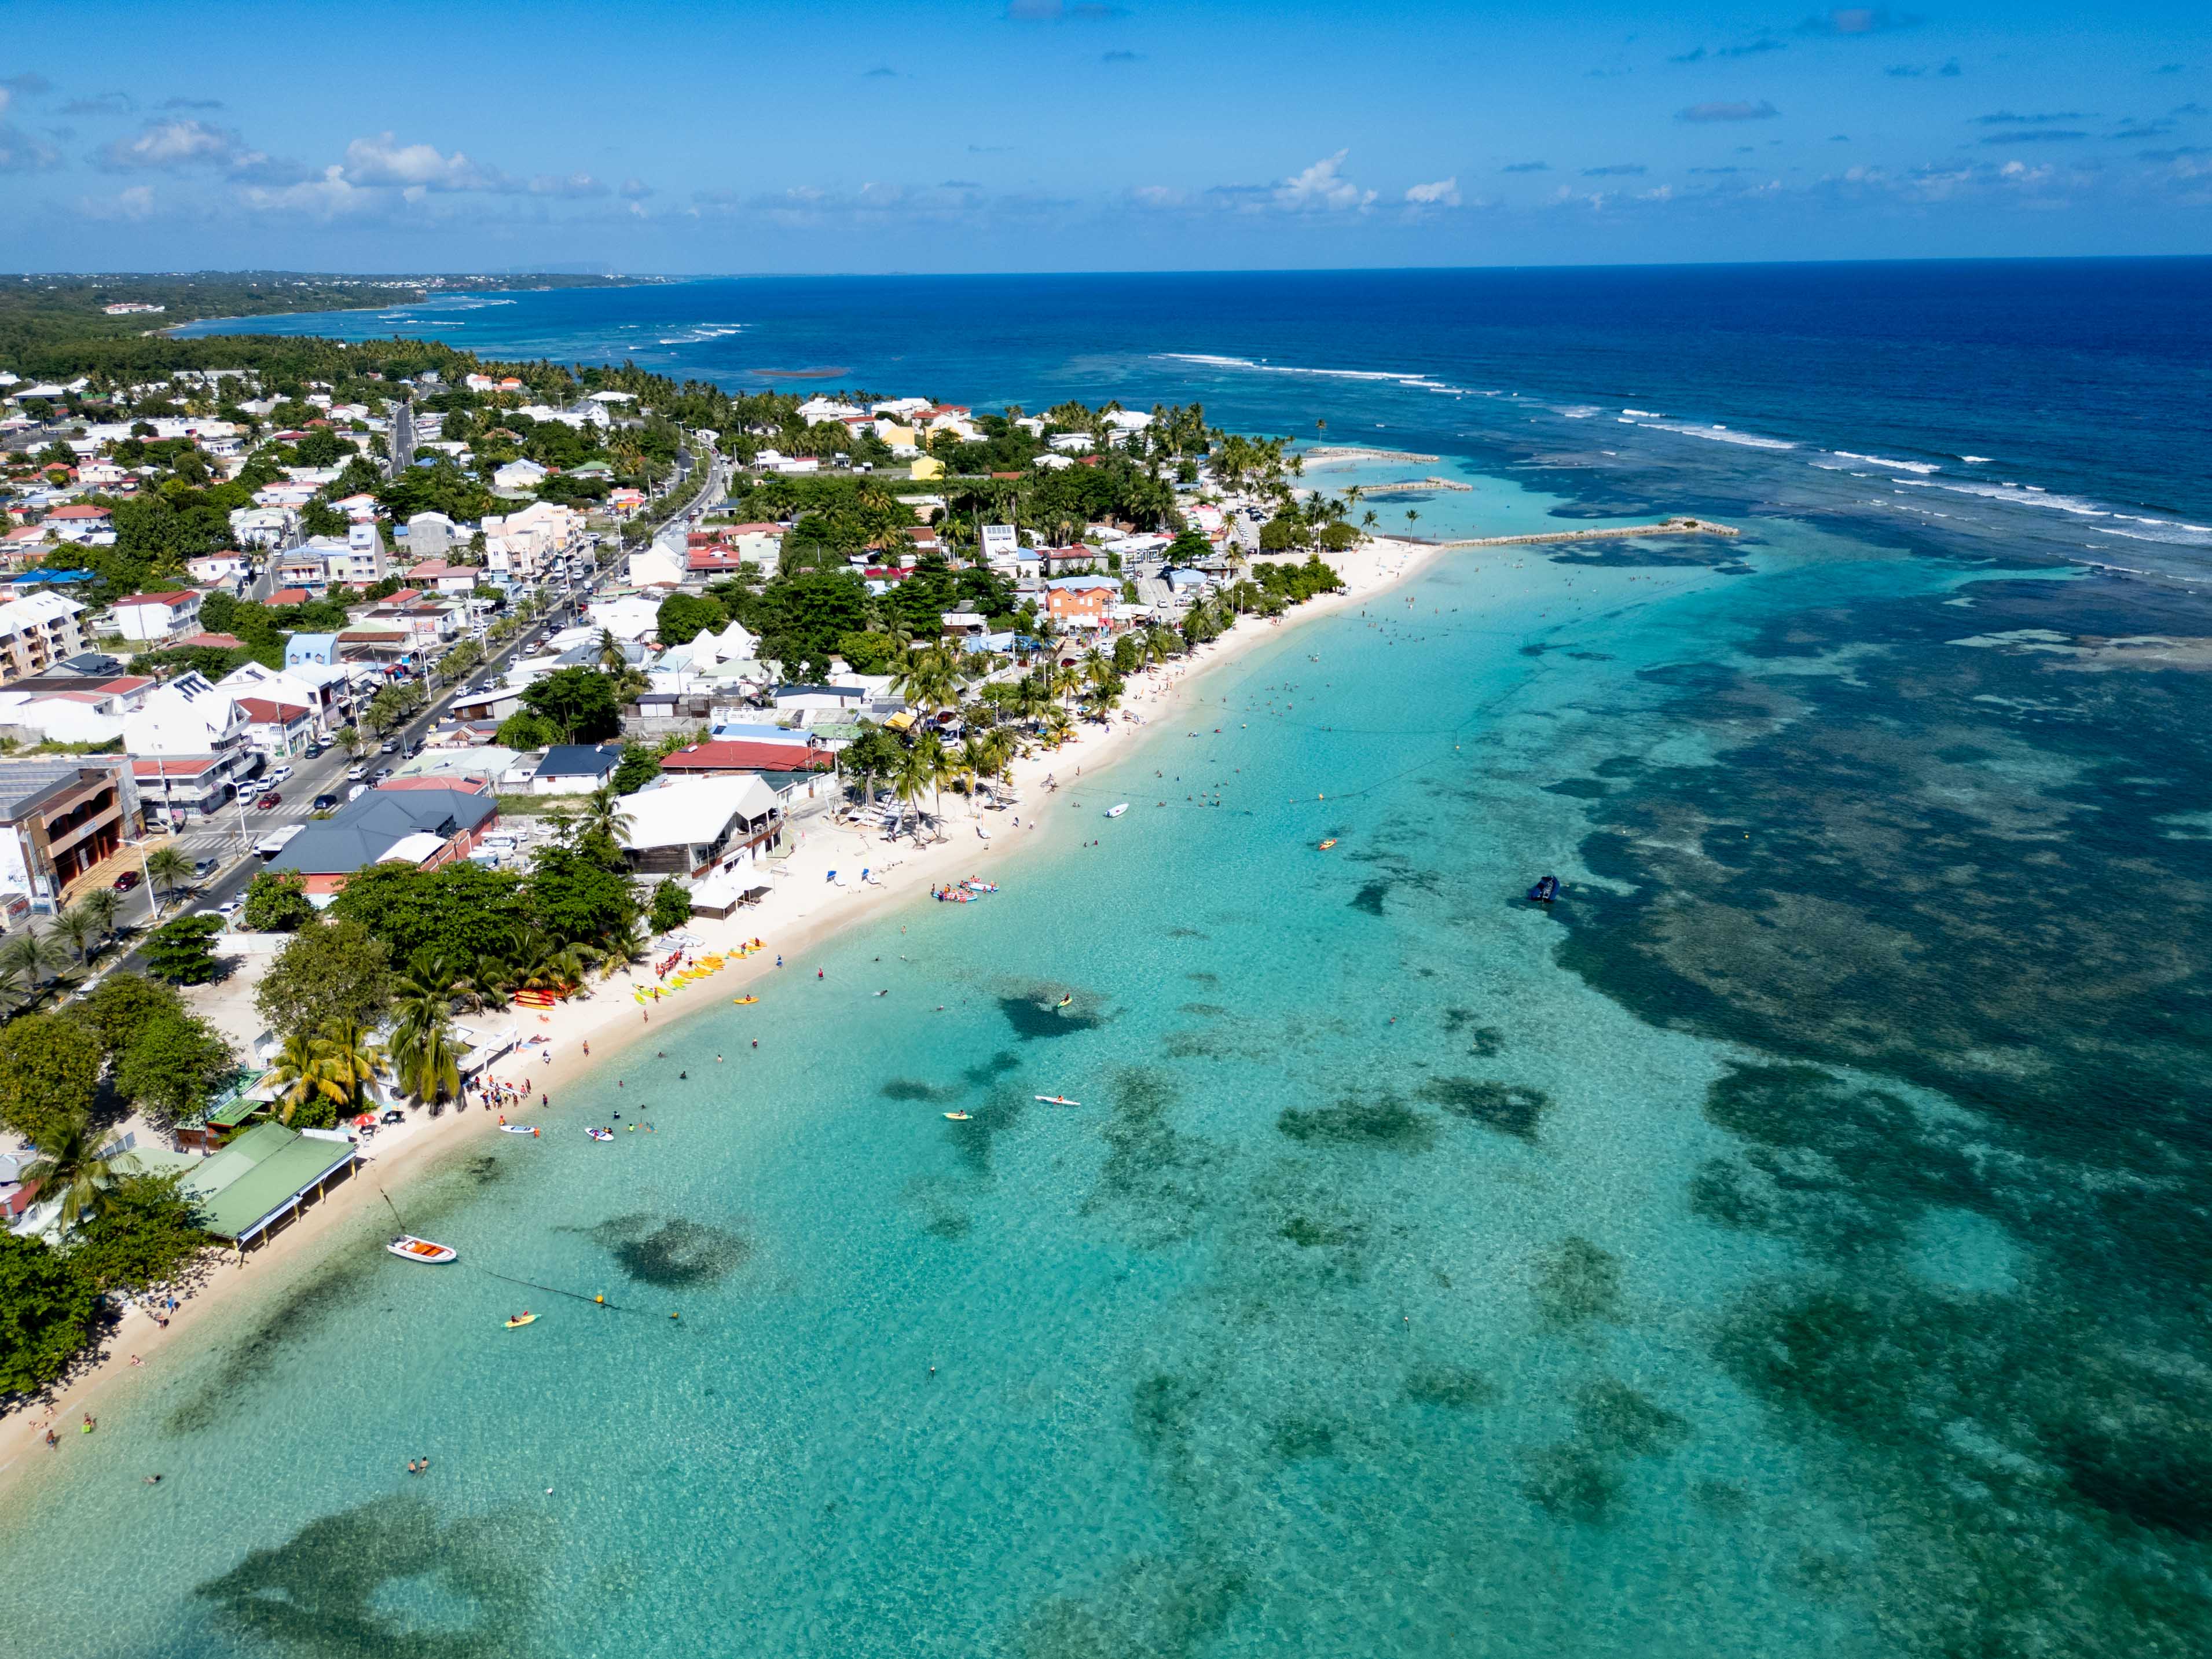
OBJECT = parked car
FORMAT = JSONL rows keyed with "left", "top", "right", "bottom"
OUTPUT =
{"left": 268, "top": 765, "right": 294, "bottom": 784}
{"left": 111, "top": 869, "right": 142, "bottom": 892}
{"left": 255, "top": 792, "right": 281, "bottom": 810}
{"left": 312, "top": 793, "right": 339, "bottom": 812}
{"left": 380, "top": 1109, "right": 406, "bottom": 1125}
{"left": 192, "top": 857, "right": 219, "bottom": 879}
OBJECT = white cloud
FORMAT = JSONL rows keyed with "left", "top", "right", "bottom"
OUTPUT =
{"left": 529, "top": 171, "right": 608, "bottom": 198}
{"left": 241, "top": 164, "right": 376, "bottom": 219}
{"left": 0, "top": 89, "right": 64, "bottom": 174}
{"left": 340, "top": 133, "right": 508, "bottom": 192}
{"left": 1131, "top": 183, "right": 1187, "bottom": 207}
{"left": 77, "top": 183, "right": 156, "bottom": 220}
{"left": 1404, "top": 177, "right": 1462, "bottom": 206}
{"left": 1276, "top": 150, "right": 1377, "bottom": 212}
{"left": 99, "top": 117, "right": 241, "bottom": 170}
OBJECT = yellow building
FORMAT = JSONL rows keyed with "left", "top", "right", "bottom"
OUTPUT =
{"left": 909, "top": 456, "right": 945, "bottom": 481}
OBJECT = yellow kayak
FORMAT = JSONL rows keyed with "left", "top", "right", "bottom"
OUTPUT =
{"left": 733, "top": 995, "right": 760, "bottom": 1005}
{"left": 504, "top": 1313, "right": 537, "bottom": 1329}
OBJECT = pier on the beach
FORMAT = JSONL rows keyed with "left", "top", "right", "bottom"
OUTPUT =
{"left": 1435, "top": 516, "right": 1740, "bottom": 549}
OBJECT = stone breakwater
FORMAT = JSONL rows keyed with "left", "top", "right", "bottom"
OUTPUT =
{"left": 1438, "top": 516, "right": 1740, "bottom": 549}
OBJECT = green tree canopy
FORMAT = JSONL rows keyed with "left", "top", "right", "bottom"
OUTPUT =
{"left": 755, "top": 571, "right": 871, "bottom": 682}
{"left": 71, "top": 1170, "right": 211, "bottom": 1295}
{"left": 144, "top": 914, "right": 225, "bottom": 985}
{"left": 648, "top": 879, "right": 692, "bottom": 934}
{"left": 520, "top": 666, "right": 622, "bottom": 742}
{"left": 253, "top": 917, "right": 392, "bottom": 1038}
{"left": 0, "top": 1234, "right": 100, "bottom": 1396}
{"left": 611, "top": 742, "right": 661, "bottom": 795}
{"left": 241, "top": 871, "right": 316, "bottom": 933}
{"left": 114, "top": 1011, "right": 235, "bottom": 1127}
{"left": 496, "top": 709, "right": 562, "bottom": 750}
{"left": 656, "top": 592, "right": 728, "bottom": 647}
{"left": 837, "top": 630, "right": 898, "bottom": 676}
{"left": 328, "top": 863, "right": 527, "bottom": 964}
{"left": 72, "top": 973, "right": 184, "bottom": 1065}
{"left": 525, "top": 843, "right": 637, "bottom": 946}
{"left": 0, "top": 1012, "right": 103, "bottom": 1146}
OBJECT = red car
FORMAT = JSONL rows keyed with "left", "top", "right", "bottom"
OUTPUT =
{"left": 111, "top": 869, "right": 142, "bottom": 891}
{"left": 255, "top": 792, "right": 281, "bottom": 810}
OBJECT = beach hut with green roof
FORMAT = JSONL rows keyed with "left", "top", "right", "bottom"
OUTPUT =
{"left": 179, "top": 1122, "right": 360, "bottom": 1251}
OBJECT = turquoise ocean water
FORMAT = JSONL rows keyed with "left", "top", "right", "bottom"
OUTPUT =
{"left": 7, "top": 266, "right": 2209, "bottom": 1656}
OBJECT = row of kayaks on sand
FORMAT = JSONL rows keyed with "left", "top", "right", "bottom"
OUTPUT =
{"left": 634, "top": 942, "right": 769, "bottom": 1003}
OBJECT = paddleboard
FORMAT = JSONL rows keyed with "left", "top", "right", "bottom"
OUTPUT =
{"left": 944, "top": 1111, "right": 972, "bottom": 1121}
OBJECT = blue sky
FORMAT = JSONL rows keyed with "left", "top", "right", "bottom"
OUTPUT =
{"left": 0, "top": 1, "right": 2204, "bottom": 271}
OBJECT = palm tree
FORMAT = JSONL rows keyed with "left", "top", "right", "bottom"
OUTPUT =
{"left": 574, "top": 784, "right": 634, "bottom": 855}
{"left": 316, "top": 1016, "right": 387, "bottom": 1114}
{"left": 143, "top": 845, "right": 195, "bottom": 913}
{"left": 596, "top": 922, "right": 647, "bottom": 982}
{"left": 892, "top": 736, "right": 941, "bottom": 844}
{"left": 21, "top": 1111, "right": 122, "bottom": 1231}
{"left": 1042, "top": 706, "right": 1073, "bottom": 747}
{"left": 269, "top": 1029, "right": 350, "bottom": 1127}
{"left": 389, "top": 1015, "right": 461, "bottom": 1111}
{"left": 597, "top": 629, "right": 628, "bottom": 674}
{"left": 518, "top": 941, "right": 593, "bottom": 996}
{"left": 0, "top": 927, "right": 66, "bottom": 1007}
{"left": 391, "top": 949, "right": 467, "bottom": 1033}
{"left": 50, "top": 905, "right": 101, "bottom": 971}
{"left": 75, "top": 886, "right": 120, "bottom": 952}
{"left": 954, "top": 736, "right": 989, "bottom": 816}
{"left": 1404, "top": 509, "right": 1419, "bottom": 533}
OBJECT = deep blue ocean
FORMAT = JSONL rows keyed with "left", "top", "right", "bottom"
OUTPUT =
{"left": 11, "top": 262, "right": 2207, "bottom": 1658}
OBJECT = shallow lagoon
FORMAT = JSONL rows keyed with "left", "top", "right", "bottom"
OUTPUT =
{"left": 9, "top": 490, "right": 2207, "bottom": 1657}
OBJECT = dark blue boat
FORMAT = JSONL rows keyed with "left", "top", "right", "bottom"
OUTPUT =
{"left": 1526, "top": 875, "right": 1560, "bottom": 903}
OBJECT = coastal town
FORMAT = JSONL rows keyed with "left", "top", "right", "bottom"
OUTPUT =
{"left": 0, "top": 309, "right": 1393, "bottom": 1422}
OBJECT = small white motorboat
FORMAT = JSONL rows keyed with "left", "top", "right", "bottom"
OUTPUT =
{"left": 1105, "top": 803, "right": 1129, "bottom": 819}
{"left": 498, "top": 1124, "right": 538, "bottom": 1136}
{"left": 387, "top": 1235, "right": 457, "bottom": 1265}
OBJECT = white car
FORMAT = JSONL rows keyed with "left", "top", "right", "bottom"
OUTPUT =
{"left": 268, "top": 765, "right": 294, "bottom": 784}
{"left": 235, "top": 779, "right": 263, "bottom": 799}
{"left": 346, "top": 763, "right": 368, "bottom": 781}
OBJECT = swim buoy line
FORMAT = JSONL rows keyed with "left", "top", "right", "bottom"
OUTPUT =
{"left": 474, "top": 1267, "right": 674, "bottom": 1319}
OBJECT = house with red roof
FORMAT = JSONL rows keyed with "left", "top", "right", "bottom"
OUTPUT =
{"left": 658, "top": 739, "right": 834, "bottom": 777}
{"left": 234, "top": 695, "right": 316, "bottom": 757}
{"left": 42, "top": 503, "right": 112, "bottom": 544}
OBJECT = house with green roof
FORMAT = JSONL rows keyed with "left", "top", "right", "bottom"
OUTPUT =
{"left": 179, "top": 1122, "right": 359, "bottom": 1249}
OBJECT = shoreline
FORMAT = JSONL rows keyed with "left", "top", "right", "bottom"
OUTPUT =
{"left": 0, "top": 531, "right": 1450, "bottom": 1488}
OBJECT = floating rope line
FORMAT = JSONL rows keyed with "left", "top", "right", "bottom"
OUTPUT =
{"left": 474, "top": 1267, "right": 670, "bottom": 1318}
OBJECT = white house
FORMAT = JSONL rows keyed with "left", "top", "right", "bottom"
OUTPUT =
{"left": 229, "top": 505, "right": 299, "bottom": 549}
{"left": 111, "top": 590, "right": 204, "bottom": 643}
{"left": 615, "top": 774, "right": 782, "bottom": 879}
{"left": 493, "top": 458, "right": 549, "bottom": 493}
{"left": 0, "top": 594, "right": 89, "bottom": 681}
{"left": 586, "top": 594, "right": 664, "bottom": 643}
{"left": 625, "top": 546, "right": 684, "bottom": 588}
{"left": 186, "top": 553, "right": 251, "bottom": 587}
{"left": 122, "top": 671, "right": 250, "bottom": 761}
